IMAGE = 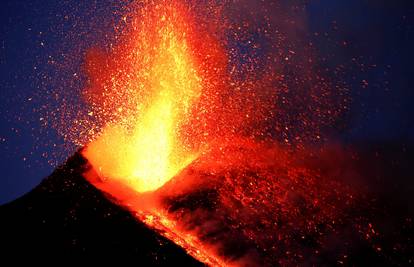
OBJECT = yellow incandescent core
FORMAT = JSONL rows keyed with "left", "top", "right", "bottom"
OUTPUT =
{"left": 83, "top": 6, "right": 201, "bottom": 192}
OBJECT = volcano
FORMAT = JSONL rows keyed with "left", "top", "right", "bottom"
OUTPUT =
{"left": 1, "top": 144, "right": 412, "bottom": 266}
{"left": 2, "top": 1, "right": 412, "bottom": 266}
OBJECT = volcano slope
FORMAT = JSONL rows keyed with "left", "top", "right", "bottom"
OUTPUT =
{"left": 0, "top": 143, "right": 413, "bottom": 266}
{"left": 146, "top": 142, "right": 414, "bottom": 266}
{"left": 0, "top": 151, "right": 203, "bottom": 265}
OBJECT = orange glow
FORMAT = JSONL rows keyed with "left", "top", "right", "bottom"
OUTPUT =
{"left": 83, "top": 1, "right": 209, "bottom": 192}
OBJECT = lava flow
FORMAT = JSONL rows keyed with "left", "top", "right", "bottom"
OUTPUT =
{"left": 69, "top": 0, "right": 364, "bottom": 266}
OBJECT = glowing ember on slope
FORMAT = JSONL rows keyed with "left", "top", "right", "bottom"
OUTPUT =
{"left": 82, "top": 1, "right": 223, "bottom": 192}
{"left": 83, "top": 139, "right": 364, "bottom": 266}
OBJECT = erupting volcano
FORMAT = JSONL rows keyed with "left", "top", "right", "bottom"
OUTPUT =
{"left": 2, "top": 0, "right": 412, "bottom": 266}
{"left": 77, "top": 1, "right": 355, "bottom": 265}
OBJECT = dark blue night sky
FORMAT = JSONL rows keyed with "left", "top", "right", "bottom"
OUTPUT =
{"left": 1, "top": 0, "right": 413, "bottom": 204}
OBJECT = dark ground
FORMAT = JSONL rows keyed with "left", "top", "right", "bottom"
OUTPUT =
{"left": 0, "top": 152, "right": 203, "bottom": 265}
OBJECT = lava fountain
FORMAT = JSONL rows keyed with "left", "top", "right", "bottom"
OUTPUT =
{"left": 83, "top": 1, "right": 223, "bottom": 193}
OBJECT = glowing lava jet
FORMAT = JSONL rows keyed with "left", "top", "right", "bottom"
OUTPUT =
{"left": 83, "top": 1, "right": 221, "bottom": 193}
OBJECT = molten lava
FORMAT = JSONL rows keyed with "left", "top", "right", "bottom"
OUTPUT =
{"left": 83, "top": 2, "right": 212, "bottom": 192}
